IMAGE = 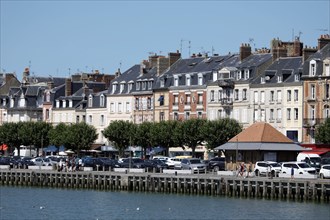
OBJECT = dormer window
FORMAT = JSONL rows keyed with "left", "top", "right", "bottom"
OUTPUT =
{"left": 160, "top": 78, "right": 165, "bottom": 87}
{"left": 136, "top": 82, "right": 141, "bottom": 90}
{"left": 100, "top": 94, "right": 105, "bottom": 107}
{"left": 277, "top": 75, "right": 282, "bottom": 83}
{"left": 56, "top": 100, "right": 60, "bottom": 108}
{"left": 186, "top": 74, "right": 191, "bottom": 86}
{"left": 69, "top": 100, "right": 73, "bottom": 108}
{"left": 45, "top": 91, "right": 50, "bottom": 102}
{"left": 174, "top": 75, "right": 179, "bottom": 86}
{"left": 261, "top": 77, "right": 265, "bottom": 84}
{"left": 213, "top": 71, "right": 218, "bottom": 81}
{"left": 120, "top": 83, "right": 125, "bottom": 93}
{"left": 325, "top": 62, "right": 330, "bottom": 76}
{"left": 198, "top": 73, "right": 203, "bottom": 85}
{"left": 237, "top": 71, "right": 242, "bottom": 80}
{"left": 310, "top": 60, "right": 316, "bottom": 76}
{"left": 294, "top": 73, "right": 300, "bottom": 82}
{"left": 142, "top": 81, "right": 146, "bottom": 90}
{"left": 62, "top": 100, "right": 67, "bottom": 108}
{"left": 88, "top": 95, "right": 93, "bottom": 107}
{"left": 112, "top": 82, "right": 118, "bottom": 94}
{"left": 244, "top": 69, "right": 249, "bottom": 79}
{"left": 148, "top": 81, "right": 153, "bottom": 89}
{"left": 128, "top": 82, "right": 133, "bottom": 92}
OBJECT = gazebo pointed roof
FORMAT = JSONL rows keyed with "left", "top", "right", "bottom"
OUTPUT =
{"left": 229, "top": 122, "right": 293, "bottom": 143}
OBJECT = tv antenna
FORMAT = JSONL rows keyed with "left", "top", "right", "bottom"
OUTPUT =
{"left": 249, "top": 38, "right": 255, "bottom": 49}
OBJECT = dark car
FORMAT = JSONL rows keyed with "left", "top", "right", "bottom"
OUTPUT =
{"left": 120, "top": 158, "right": 146, "bottom": 169}
{"left": 14, "top": 157, "right": 34, "bottom": 169}
{"left": 98, "top": 158, "right": 121, "bottom": 171}
{"left": 208, "top": 157, "right": 226, "bottom": 172}
{"left": 143, "top": 159, "right": 169, "bottom": 172}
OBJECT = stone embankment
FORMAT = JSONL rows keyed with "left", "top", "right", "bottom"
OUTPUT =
{"left": 1, "top": 169, "right": 330, "bottom": 202}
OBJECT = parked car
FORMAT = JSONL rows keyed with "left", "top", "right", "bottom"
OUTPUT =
{"left": 119, "top": 158, "right": 146, "bottom": 169}
{"left": 254, "top": 161, "right": 282, "bottom": 177}
{"left": 180, "top": 158, "right": 207, "bottom": 173}
{"left": 207, "top": 157, "right": 226, "bottom": 172}
{"left": 280, "top": 161, "right": 316, "bottom": 176}
{"left": 30, "top": 157, "right": 52, "bottom": 166}
{"left": 165, "top": 157, "right": 182, "bottom": 169}
{"left": 14, "top": 157, "right": 34, "bottom": 168}
{"left": 319, "top": 164, "right": 330, "bottom": 179}
{"left": 321, "top": 157, "right": 330, "bottom": 166}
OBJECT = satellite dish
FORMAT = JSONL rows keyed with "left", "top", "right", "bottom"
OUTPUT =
{"left": 265, "top": 76, "right": 270, "bottom": 81}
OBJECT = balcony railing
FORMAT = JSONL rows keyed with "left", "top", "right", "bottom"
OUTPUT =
{"left": 303, "top": 118, "right": 326, "bottom": 127}
{"left": 219, "top": 98, "right": 233, "bottom": 105}
{"left": 217, "top": 79, "right": 235, "bottom": 88}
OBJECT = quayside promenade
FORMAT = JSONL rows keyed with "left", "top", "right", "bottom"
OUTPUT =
{"left": 1, "top": 169, "right": 329, "bottom": 203}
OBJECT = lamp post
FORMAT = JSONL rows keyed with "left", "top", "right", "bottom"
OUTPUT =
{"left": 236, "top": 136, "right": 238, "bottom": 171}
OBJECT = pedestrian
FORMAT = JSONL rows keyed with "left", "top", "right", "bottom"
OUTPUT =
{"left": 239, "top": 162, "right": 245, "bottom": 177}
{"left": 291, "top": 166, "right": 294, "bottom": 179}
{"left": 246, "top": 162, "right": 252, "bottom": 178}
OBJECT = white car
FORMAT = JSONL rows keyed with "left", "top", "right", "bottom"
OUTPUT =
{"left": 254, "top": 161, "right": 282, "bottom": 177}
{"left": 165, "top": 158, "right": 181, "bottom": 169}
{"left": 281, "top": 161, "right": 316, "bottom": 176}
{"left": 319, "top": 164, "right": 330, "bottom": 179}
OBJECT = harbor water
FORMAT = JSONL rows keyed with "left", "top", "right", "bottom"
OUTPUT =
{"left": 0, "top": 186, "right": 329, "bottom": 220}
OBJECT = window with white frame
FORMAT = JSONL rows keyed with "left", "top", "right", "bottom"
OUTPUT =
{"left": 185, "top": 94, "right": 191, "bottom": 105}
{"left": 174, "top": 95, "right": 178, "bottom": 105}
{"left": 277, "top": 90, "right": 282, "bottom": 102}
{"left": 254, "top": 91, "right": 258, "bottom": 103}
{"left": 56, "top": 100, "right": 60, "bottom": 108}
{"left": 294, "top": 89, "right": 299, "bottom": 101}
{"left": 128, "top": 83, "right": 133, "bottom": 92}
{"left": 310, "top": 60, "right": 316, "bottom": 76}
{"left": 310, "top": 105, "right": 315, "bottom": 120}
{"left": 62, "top": 100, "right": 67, "bottom": 108}
{"left": 126, "top": 102, "right": 130, "bottom": 112}
{"left": 287, "top": 108, "right": 291, "bottom": 120}
{"left": 160, "top": 78, "right": 165, "bottom": 87}
{"left": 118, "top": 102, "right": 122, "bottom": 113}
{"left": 294, "top": 73, "right": 300, "bottom": 81}
{"left": 261, "top": 77, "right": 265, "bottom": 84}
{"left": 261, "top": 109, "right": 265, "bottom": 121}
{"left": 198, "top": 74, "right": 203, "bottom": 85}
{"left": 270, "top": 109, "right": 274, "bottom": 120}
{"left": 311, "top": 84, "right": 316, "bottom": 99}
{"left": 142, "top": 81, "right": 146, "bottom": 90}
{"left": 277, "top": 75, "right": 282, "bottom": 83}
{"left": 112, "top": 83, "right": 117, "bottom": 93}
{"left": 254, "top": 109, "right": 259, "bottom": 121}
{"left": 325, "top": 63, "right": 330, "bottom": 76}
{"left": 244, "top": 69, "right": 249, "bottom": 79}
{"left": 242, "top": 89, "right": 247, "bottom": 100}
{"left": 218, "top": 90, "right": 223, "bottom": 100}
{"left": 185, "top": 112, "right": 190, "bottom": 120}
{"left": 197, "top": 112, "right": 202, "bottom": 118}
{"left": 277, "top": 108, "right": 282, "bottom": 120}
{"left": 100, "top": 115, "right": 104, "bottom": 126}
{"left": 198, "top": 94, "right": 203, "bottom": 104}
{"left": 186, "top": 74, "right": 191, "bottom": 86}
{"left": 213, "top": 71, "right": 218, "bottom": 81}
{"left": 110, "top": 103, "right": 115, "bottom": 113}
{"left": 234, "top": 89, "right": 239, "bottom": 100}
{"left": 294, "top": 108, "right": 298, "bottom": 120}
{"left": 174, "top": 76, "right": 179, "bottom": 86}
{"left": 237, "top": 71, "right": 242, "bottom": 80}
{"left": 160, "top": 112, "right": 165, "bottom": 121}
{"left": 88, "top": 96, "right": 93, "bottom": 107}
{"left": 136, "top": 82, "right": 140, "bottom": 90}
{"left": 260, "top": 91, "right": 265, "bottom": 103}
{"left": 148, "top": 81, "right": 153, "bottom": 89}
{"left": 324, "top": 105, "right": 330, "bottom": 118}
{"left": 89, "top": 115, "right": 92, "bottom": 124}
{"left": 325, "top": 83, "right": 330, "bottom": 99}
{"left": 100, "top": 95, "right": 105, "bottom": 107}
{"left": 210, "top": 90, "right": 215, "bottom": 101}
{"left": 287, "top": 90, "right": 291, "bottom": 102}
{"left": 120, "top": 83, "right": 125, "bottom": 93}
{"left": 270, "top": 91, "right": 275, "bottom": 102}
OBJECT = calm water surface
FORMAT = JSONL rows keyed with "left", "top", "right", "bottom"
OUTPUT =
{"left": 0, "top": 186, "right": 329, "bottom": 220}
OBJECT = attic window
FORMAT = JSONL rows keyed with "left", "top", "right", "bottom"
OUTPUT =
{"left": 160, "top": 78, "right": 165, "bottom": 87}
{"left": 261, "top": 77, "right": 265, "bottom": 84}
{"left": 310, "top": 60, "right": 316, "bottom": 76}
{"left": 189, "top": 62, "right": 197, "bottom": 66}
{"left": 294, "top": 73, "right": 300, "bottom": 82}
{"left": 277, "top": 75, "right": 282, "bottom": 83}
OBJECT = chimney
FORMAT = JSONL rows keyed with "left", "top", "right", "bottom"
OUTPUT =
{"left": 94, "top": 70, "right": 99, "bottom": 74}
{"left": 318, "top": 34, "right": 330, "bottom": 50}
{"left": 168, "top": 50, "right": 181, "bottom": 66}
{"left": 149, "top": 55, "right": 159, "bottom": 68}
{"left": 303, "top": 46, "right": 318, "bottom": 62}
{"left": 239, "top": 43, "right": 252, "bottom": 61}
{"left": 140, "top": 60, "right": 149, "bottom": 76}
{"left": 272, "top": 47, "right": 287, "bottom": 61}
{"left": 115, "top": 68, "right": 121, "bottom": 78}
{"left": 65, "top": 78, "right": 72, "bottom": 96}
{"left": 47, "top": 81, "right": 54, "bottom": 89}
{"left": 157, "top": 57, "right": 170, "bottom": 76}
{"left": 293, "top": 38, "right": 303, "bottom": 57}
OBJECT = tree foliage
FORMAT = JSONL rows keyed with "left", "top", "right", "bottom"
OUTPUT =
{"left": 315, "top": 118, "right": 330, "bottom": 144}
{"left": 102, "top": 120, "right": 135, "bottom": 157}
{"left": 202, "top": 118, "right": 242, "bottom": 150}
{"left": 67, "top": 122, "right": 98, "bottom": 154}
{"left": 0, "top": 122, "right": 21, "bottom": 155}
{"left": 48, "top": 123, "right": 70, "bottom": 148}
{"left": 134, "top": 121, "right": 154, "bottom": 158}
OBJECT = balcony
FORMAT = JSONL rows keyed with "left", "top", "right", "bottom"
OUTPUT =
{"left": 219, "top": 98, "right": 233, "bottom": 106}
{"left": 217, "top": 79, "right": 234, "bottom": 88}
{"left": 303, "top": 118, "right": 325, "bottom": 127}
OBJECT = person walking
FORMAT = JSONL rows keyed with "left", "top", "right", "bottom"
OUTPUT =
{"left": 291, "top": 166, "right": 294, "bottom": 179}
{"left": 246, "top": 162, "right": 252, "bottom": 178}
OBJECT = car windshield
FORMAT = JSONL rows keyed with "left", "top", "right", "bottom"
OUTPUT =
{"left": 269, "top": 162, "right": 281, "bottom": 167}
{"left": 190, "top": 159, "right": 202, "bottom": 164}
{"left": 310, "top": 157, "right": 321, "bottom": 163}
{"left": 298, "top": 163, "right": 311, "bottom": 168}
{"left": 323, "top": 166, "right": 330, "bottom": 170}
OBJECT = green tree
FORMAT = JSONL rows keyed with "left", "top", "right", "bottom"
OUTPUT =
{"left": 180, "top": 118, "right": 207, "bottom": 157}
{"left": 32, "top": 121, "right": 52, "bottom": 153}
{"left": 48, "top": 123, "right": 70, "bottom": 148}
{"left": 134, "top": 121, "right": 154, "bottom": 158}
{"left": 0, "top": 122, "right": 21, "bottom": 155}
{"left": 151, "top": 120, "right": 181, "bottom": 156}
{"left": 67, "top": 122, "right": 98, "bottom": 155}
{"left": 102, "top": 120, "right": 135, "bottom": 157}
{"left": 315, "top": 118, "right": 330, "bottom": 144}
{"left": 202, "top": 118, "right": 242, "bottom": 151}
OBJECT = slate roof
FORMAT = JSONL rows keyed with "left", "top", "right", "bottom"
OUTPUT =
{"left": 251, "top": 57, "right": 303, "bottom": 86}
{"left": 301, "top": 43, "right": 330, "bottom": 77}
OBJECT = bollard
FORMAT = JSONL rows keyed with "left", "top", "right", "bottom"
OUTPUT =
{"left": 175, "top": 171, "right": 177, "bottom": 176}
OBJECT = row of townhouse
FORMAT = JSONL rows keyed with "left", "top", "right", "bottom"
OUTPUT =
{"left": 0, "top": 35, "right": 329, "bottom": 148}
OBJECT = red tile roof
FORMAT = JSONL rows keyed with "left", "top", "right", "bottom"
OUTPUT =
{"left": 228, "top": 122, "right": 293, "bottom": 143}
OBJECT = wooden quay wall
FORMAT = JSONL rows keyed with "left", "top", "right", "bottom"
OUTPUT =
{"left": 1, "top": 169, "right": 329, "bottom": 202}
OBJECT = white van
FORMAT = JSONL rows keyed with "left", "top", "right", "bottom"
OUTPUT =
{"left": 296, "top": 153, "right": 321, "bottom": 171}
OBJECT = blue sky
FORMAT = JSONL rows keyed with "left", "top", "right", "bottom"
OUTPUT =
{"left": 1, "top": 1, "right": 329, "bottom": 79}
